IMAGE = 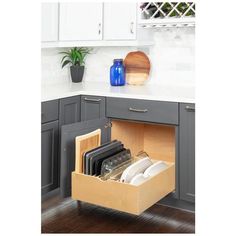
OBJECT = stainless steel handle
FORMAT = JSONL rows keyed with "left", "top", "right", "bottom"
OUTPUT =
{"left": 185, "top": 105, "right": 195, "bottom": 112}
{"left": 130, "top": 22, "right": 134, "bottom": 34}
{"left": 98, "top": 23, "right": 101, "bottom": 35}
{"left": 129, "top": 107, "right": 148, "bottom": 113}
{"left": 84, "top": 97, "right": 101, "bottom": 102}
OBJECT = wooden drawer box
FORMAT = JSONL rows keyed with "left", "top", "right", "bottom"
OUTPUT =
{"left": 71, "top": 120, "right": 176, "bottom": 215}
{"left": 41, "top": 99, "right": 59, "bottom": 124}
{"left": 106, "top": 97, "right": 179, "bottom": 125}
{"left": 72, "top": 162, "right": 174, "bottom": 215}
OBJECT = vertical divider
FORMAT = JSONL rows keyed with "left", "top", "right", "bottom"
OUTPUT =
{"left": 75, "top": 129, "right": 101, "bottom": 174}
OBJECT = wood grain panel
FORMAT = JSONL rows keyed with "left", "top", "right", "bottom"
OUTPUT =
{"left": 111, "top": 120, "right": 144, "bottom": 156}
{"left": 144, "top": 124, "right": 175, "bottom": 162}
{"left": 111, "top": 120, "right": 175, "bottom": 162}
{"left": 75, "top": 129, "right": 101, "bottom": 173}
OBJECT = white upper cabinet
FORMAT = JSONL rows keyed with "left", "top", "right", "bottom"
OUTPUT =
{"left": 41, "top": 3, "right": 58, "bottom": 42}
{"left": 59, "top": 3, "right": 103, "bottom": 41}
{"left": 103, "top": 2, "right": 137, "bottom": 40}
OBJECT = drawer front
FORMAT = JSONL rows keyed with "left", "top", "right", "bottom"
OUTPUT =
{"left": 106, "top": 97, "right": 179, "bottom": 125}
{"left": 81, "top": 95, "right": 106, "bottom": 121}
{"left": 72, "top": 162, "right": 175, "bottom": 215}
{"left": 41, "top": 100, "right": 59, "bottom": 124}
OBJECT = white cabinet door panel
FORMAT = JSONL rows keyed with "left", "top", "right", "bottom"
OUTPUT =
{"left": 41, "top": 3, "right": 58, "bottom": 42}
{"left": 59, "top": 3, "right": 103, "bottom": 41}
{"left": 104, "top": 2, "right": 137, "bottom": 40}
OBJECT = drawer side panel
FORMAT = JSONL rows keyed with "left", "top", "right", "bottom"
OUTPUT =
{"left": 138, "top": 163, "right": 175, "bottom": 213}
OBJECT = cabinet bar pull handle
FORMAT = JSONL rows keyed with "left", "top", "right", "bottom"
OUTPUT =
{"left": 129, "top": 107, "right": 148, "bottom": 113}
{"left": 98, "top": 23, "right": 101, "bottom": 35}
{"left": 130, "top": 22, "right": 134, "bottom": 34}
{"left": 185, "top": 105, "right": 195, "bottom": 112}
{"left": 84, "top": 97, "right": 101, "bottom": 102}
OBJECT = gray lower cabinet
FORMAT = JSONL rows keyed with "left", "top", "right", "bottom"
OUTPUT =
{"left": 41, "top": 95, "right": 195, "bottom": 206}
{"left": 59, "top": 96, "right": 81, "bottom": 126}
{"left": 41, "top": 120, "right": 59, "bottom": 195}
{"left": 81, "top": 95, "right": 106, "bottom": 121}
{"left": 179, "top": 103, "right": 195, "bottom": 203}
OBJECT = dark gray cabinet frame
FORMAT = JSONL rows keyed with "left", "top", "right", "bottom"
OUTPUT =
{"left": 179, "top": 103, "right": 195, "bottom": 203}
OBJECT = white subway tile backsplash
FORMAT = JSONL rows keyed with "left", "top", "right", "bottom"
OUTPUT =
{"left": 41, "top": 27, "right": 195, "bottom": 87}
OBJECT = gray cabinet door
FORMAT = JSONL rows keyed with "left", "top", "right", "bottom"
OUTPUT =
{"left": 41, "top": 120, "right": 59, "bottom": 195}
{"left": 41, "top": 99, "right": 59, "bottom": 124}
{"left": 81, "top": 95, "right": 106, "bottom": 121}
{"left": 60, "top": 118, "right": 111, "bottom": 197}
{"left": 179, "top": 103, "right": 195, "bottom": 203}
{"left": 59, "top": 96, "right": 81, "bottom": 126}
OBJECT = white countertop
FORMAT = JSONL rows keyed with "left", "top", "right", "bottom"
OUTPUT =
{"left": 41, "top": 81, "right": 195, "bottom": 103}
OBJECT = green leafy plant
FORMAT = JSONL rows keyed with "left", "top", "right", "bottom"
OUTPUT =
{"left": 60, "top": 47, "right": 92, "bottom": 68}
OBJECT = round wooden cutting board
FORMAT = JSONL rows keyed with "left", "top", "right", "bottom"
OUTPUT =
{"left": 124, "top": 51, "right": 151, "bottom": 85}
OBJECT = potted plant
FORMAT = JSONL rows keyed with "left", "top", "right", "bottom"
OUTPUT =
{"left": 60, "top": 47, "right": 92, "bottom": 83}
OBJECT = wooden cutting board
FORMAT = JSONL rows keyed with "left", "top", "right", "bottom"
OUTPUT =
{"left": 124, "top": 51, "right": 151, "bottom": 85}
{"left": 75, "top": 129, "right": 101, "bottom": 173}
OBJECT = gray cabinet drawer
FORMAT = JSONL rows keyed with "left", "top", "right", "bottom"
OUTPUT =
{"left": 106, "top": 97, "right": 178, "bottom": 125}
{"left": 59, "top": 95, "right": 81, "bottom": 126}
{"left": 81, "top": 95, "right": 106, "bottom": 121}
{"left": 41, "top": 100, "right": 59, "bottom": 124}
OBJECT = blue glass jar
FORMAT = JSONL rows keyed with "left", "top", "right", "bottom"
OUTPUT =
{"left": 110, "top": 59, "right": 126, "bottom": 86}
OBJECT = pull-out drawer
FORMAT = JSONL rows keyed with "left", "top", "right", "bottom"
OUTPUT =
{"left": 106, "top": 97, "right": 179, "bottom": 125}
{"left": 41, "top": 99, "right": 59, "bottom": 123}
{"left": 69, "top": 119, "right": 176, "bottom": 215}
{"left": 72, "top": 162, "right": 174, "bottom": 215}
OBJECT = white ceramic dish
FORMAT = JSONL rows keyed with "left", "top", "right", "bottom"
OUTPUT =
{"left": 129, "top": 173, "right": 148, "bottom": 186}
{"left": 143, "top": 161, "right": 168, "bottom": 177}
{"left": 120, "top": 157, "right": 153, "bottom": 183}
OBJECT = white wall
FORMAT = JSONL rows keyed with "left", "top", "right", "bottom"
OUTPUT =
{"left": 41, "top": 27, "right": 195, "bottom": 86}
{"left": 149, "top": 27, "right": 195, "bottom": 86}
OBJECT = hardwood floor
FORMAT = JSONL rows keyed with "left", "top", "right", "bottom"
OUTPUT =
{"left": 42, "top": 195, "right": 195, "bottom": 233}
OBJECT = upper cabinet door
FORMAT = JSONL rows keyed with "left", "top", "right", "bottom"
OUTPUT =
{"left": 104, "top": 2, "right": 137, "bottom": 40}
{"left": 59, "top": 3, "right": 103, "bottom": 41}
{"left": 41, "top": 3, "right": 58, "bottom": 42}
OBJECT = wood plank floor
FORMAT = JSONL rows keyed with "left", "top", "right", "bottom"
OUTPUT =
{"left": 42, "top": 195, "right": 195, "bottom": 233}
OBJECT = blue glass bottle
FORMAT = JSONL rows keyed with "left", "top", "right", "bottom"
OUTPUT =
{"left": 110, "top": 59, "right": 126, "bottom": 86}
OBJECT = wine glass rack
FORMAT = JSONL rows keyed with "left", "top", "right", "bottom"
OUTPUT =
{"left": 139, "top": 2, "right": 195, "bottom": 28}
